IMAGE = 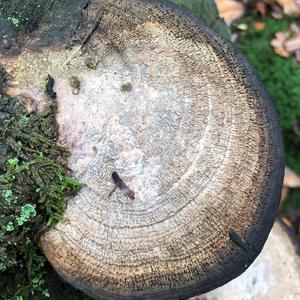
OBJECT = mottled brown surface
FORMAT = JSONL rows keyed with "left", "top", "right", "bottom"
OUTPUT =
{"left": 0, "top": 0, "right": 284, "bottom": 299}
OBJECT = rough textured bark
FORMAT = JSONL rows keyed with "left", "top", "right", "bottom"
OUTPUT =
{"left": 0, "top": 0, "right": 228, "bottom": 53}
{"left": 0, "top": 0, "right": 89, "bottom": 56}
{"left": 0, "top": 0, "right": 284, "bottom": 299}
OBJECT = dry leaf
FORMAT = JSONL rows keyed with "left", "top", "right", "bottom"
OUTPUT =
{"left": 255, "top": 1, "right": 283, "bottom": 18}
{"left": 271, "top": 31, "right": 290, "bottom": 57}
{"left": 281, "top": 167, "right": 300, "bottom": 211}
{"left": 285, "top": 33, "right": 300, "bottom": 52}
{"left": 290, "top": 22, "right": 300, "bottom": 34}
{"left": 276, "top": 0, "right": 300, "bottom": 16}
{"left": 271, "top": 4, "right": 284, "bottom": 19}
{"left": 282, "top": 216, "right": 294, "bottom": 229}
{"left": 254, "top": 22, "right": 266, "bottom": 31}
{"left": 255, "top": 2, "right": 268, "bottom": 17}
{"left": 284, "top": 167, "right": 300, "bottom": 188}
{"left": 215, "top": 0, "right": 245, "bottom": 25}
{"left": 295, "top": 49, "right": 300, "bottom": 63}
{"left": 280, "top": 186, "right": 289, "bottom": 208}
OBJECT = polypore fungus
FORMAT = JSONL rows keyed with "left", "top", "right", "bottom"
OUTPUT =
{"left": 0, "top": 0, "right": 284, "bottom": 299}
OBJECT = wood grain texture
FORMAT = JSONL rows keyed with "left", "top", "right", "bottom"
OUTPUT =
{"left": 0, "top": 0, "right": 284, "bottom": 299}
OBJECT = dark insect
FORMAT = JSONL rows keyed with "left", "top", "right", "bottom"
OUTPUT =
{"left": 110, "top": 171, "right": 135, "bottom": 200}
{"left": 45, "top": 74, "right": 57, "bottom": 99}
{"left": 228, "top": 228, "right": 248, "bottom": 252}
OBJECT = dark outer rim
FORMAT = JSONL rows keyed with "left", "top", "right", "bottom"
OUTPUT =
{"left": 2, "top": 0, "right": 285, "bottom": 299}
{"left": 82, "top": 1, "right": 284, "bottom": 299}
{"left": 58, "top": 1, "right": 284, "bottom": 299}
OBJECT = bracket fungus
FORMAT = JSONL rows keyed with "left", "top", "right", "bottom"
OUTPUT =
{"left": 0, "top": 0, "right": 284, "bottom": 299}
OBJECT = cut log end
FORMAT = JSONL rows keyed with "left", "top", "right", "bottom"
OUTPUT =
{"left": 0, "top": 0, "right": 284, "bottom": 299}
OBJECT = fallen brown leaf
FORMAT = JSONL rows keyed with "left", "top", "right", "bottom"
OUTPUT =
{"left": 290, "top": 22, "right": 300, "bottom": 34}
{"left": 285, "top": 33, "right": 300, "bottom": 52}
{"left": 295, "top": 49, "right": 300, "bottom": 63}
{"left": 254, "top": 1, "right": 284, "bottom": 18}
{"left": 276, "top": 0, "right": 300, "bottom": 16}
{"left": 255, "top": 1, "right": 269, "bottom": 17}
{"left": 215, "top": 0, "right": 245, "bottom": 25}
{"left": 271, "top": 31, "right": 290, "bottom": 57}
{"left": 282, "top": 216, "right": 294, "bottom": 229}
{"left": 280, "top": 186, "right": 289, "bottom": 207}
{"left": 284, "top": 167, "right": 300, "bottom": 188}
{"left": 281, "top": 167, "right": 300, "bottom": 209}
{"left": 271, "top": 3, "right": 284, "bottom": 19}
{"left": 254, "top": 22, "right": 266, "bottom": 31}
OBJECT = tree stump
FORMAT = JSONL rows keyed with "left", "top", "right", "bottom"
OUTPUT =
{"left": 0, "top": 0, "right": 284, "bottom": 299}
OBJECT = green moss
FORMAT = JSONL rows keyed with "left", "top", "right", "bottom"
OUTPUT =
{"left": 0, "top": 0, "right": 88, "bottom": 42}
{"left": 0, "top": 71, "right": 81, "bottom": 299}
{"left": 0, "top": 0, "right": 57, "bottom": 30}
{"left": 8, "top": 16, "right": 20, "bottom": 27}
{"left": 236, "top": 16, "right": 300, "bottom": 174}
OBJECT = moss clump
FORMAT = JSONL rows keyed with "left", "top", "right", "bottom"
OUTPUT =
{"left": 0, "top": 0, "right": 89, "bottom": 45}
{"left": 236, "top": 16, "right": 300, "bottom": 174}
{"left": 0, "top": 0, "right": 58, "bottom": 31}
{"left": 0, "top": 73, "right": 81, "bottom": 299}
